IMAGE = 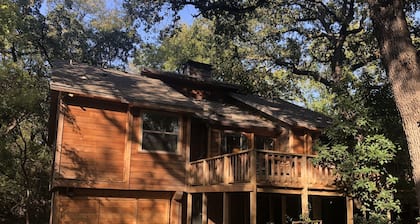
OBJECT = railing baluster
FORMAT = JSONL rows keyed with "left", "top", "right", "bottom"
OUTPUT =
{"left": 240, "top": 153, "right": 244, "bottom": 181}
{"left": 264, "top": 153, "right": 268, "bottom": 182}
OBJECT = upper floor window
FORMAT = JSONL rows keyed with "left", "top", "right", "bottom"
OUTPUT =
{"left": 255, "top": 135, "right": 275, "bottom": 150}
{"left": 141, "top": 111, "right": 179, "bottom": 153}
{"left": 222, "top": 132, "right": 249, "bottom": 154}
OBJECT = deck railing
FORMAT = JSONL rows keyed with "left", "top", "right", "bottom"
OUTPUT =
{"left": 189, "top": 150, "right": 336, "bottom": 189}
{"left": 307, "top": 156, "right": 336, "bottom": 189}
{"left": 190, "top": 150, "right": 252, "bottom": 185}
{"left": 256, "top": 150, "right": 303, "bottom": 187}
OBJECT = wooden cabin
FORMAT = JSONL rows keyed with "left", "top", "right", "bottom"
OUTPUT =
{"left": 48, "top": 61, "right": 353, "bottom": 224}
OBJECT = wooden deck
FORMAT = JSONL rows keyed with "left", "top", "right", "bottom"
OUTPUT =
{"left": 189, "top": 150, "right": 336, "bottom": 190}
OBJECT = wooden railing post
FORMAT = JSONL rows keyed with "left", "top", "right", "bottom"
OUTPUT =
{"left": 223, "top": 155, "right": 229, "bottom": 184}
{"left": 203, "top": 160, "right": 209, "bottom": 185}
{"left": 250, "top": 150, "right": 257, "bottom": 185}
{"left": 185, "top": 118, "right": 191, "bottom": 186}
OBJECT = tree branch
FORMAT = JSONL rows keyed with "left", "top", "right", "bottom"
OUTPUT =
{"left": 350, "top": 54, "right": 380, "bottom": 71}
{"left": 275, "top": 59, "right": 333, "bottom": 87}
{"left": 182, "top": 0, "right": 269, "bottom": 15}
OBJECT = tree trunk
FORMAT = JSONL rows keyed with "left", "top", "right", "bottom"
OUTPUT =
{"left": 368, "top": 0, "right": 420, "bottom": 218}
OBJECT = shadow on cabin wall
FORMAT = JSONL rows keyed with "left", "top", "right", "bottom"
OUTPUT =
{"left": 56, "top": 95, "right": 188, "bottom": 188}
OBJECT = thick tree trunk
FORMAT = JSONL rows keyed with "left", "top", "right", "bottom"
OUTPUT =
{"left": 368, "top": 0, "right": 420, "bottom": 218}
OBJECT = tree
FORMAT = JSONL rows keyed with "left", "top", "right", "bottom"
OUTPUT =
{"left": 125, "top": 0, "right": 419, "bottom": 221}
{"left": 46, "top": 0, "right": 140, "bottom": 67}
{"left": 0, "top": 0, "right": 140, "bottom": 222}
{"left": 315, "top": 136, "right": 400, "bottom": 223}
{"left": 367, "top": 1, "right": 420, "bottom": 221}
{"left": 135, "top": 18, "right": 325, "bottom": 102}
{"left": 135, "top": 19, "right": 216, "bottom": 71}
{"left": 0, "top": 61, "right": 50, "bottom": 224}
{"left": 0, "top": 1, "right": 51, "bottom": 223}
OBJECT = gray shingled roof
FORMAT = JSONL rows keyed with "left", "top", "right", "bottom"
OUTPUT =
{"left": 50, "top": 63, "right": 200, "bottom": 112}
{"left": 231, "top": 93, "right": 332, "bottom": 130}
{"left": 193, "top": 100, "right": 278, "bottom": 130}
{"left": 51, "top": 63, "right": 330, "bottom": 130}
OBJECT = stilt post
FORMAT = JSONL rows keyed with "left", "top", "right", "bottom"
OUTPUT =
{"left": 202, "top": 193, "right": 207, "bottom": 224}
{"left": 346, "top": 196, "right": 353, "bottom": 224}
{"left": 223, "top": 192, "right": 229, "bottom": 224}
{"left": 186, "top": 193, "right": 192, "bottom": 224}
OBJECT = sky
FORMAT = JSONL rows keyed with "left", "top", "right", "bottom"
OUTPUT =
{"left": 140, "top": 4, "right": 198, "bottom": 43}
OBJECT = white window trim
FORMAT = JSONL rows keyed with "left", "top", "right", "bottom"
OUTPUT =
{"left": 138, "top": 110, "right": 182, "bottom": 154}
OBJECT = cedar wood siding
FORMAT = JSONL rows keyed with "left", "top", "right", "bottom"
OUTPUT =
{"left": 56, "top": 96, "right": 128, "bottom": 186}
{"left": 129, "top": 108, "right": 186, "bottom": 191}
{"left": 53, "top": 96, "right": 187, "bottom": 191}
{"left": 52, "top": 190, "right": 172, "bottom": 224}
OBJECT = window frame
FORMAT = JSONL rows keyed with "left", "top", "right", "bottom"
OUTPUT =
{"left": 254, "top": 134, "right": 276, "bottom": 151}
{"left": 139, "top": 110, "right": 182, "bottom": 154}
{"left": 221, "top": 130, "right": 250, "bottom": 154}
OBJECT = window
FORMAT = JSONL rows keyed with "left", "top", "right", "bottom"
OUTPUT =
{"left": 141, "top": 111, "right": 179, "bottom": 153}
{"left": 222, "top": 132, "right": 249, "bottom": 153}
{"left": 255, "top": 135, "right": 275, "bottom": 150}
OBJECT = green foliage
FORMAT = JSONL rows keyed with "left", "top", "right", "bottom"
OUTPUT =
{"left": 46, "top": 0, "right": 140, "bottom": 67}
{"left": 0, "top": 5, "right": 50, "bottom": 221}
{"left": 0, "top": 0, "right": 415, "bottom": 223}
{"left": 0, "top": 61, "right": 51, "bottom": 223}
{"left": 134, "top": 19, "right": 216, "bottom": 71}
{"left": 0, "top": 0, "right": 140, "bottom": 223}
{"left": 134, "top": 18, "right": 313, "bottom": 101}
{"left": 314, "top": 135, "right": 400, "bottom": 223}
{"left": 126, "top": 0, "right": 417, "bottom": 221}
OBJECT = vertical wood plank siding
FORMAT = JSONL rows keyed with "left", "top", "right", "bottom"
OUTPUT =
{"left": 55, "top": 194, "right": 170, "bottom": 224}
{"left": 129, "top": 110, "right": 186, "bottom": 190}
{"left": 59, "top": 97, "right": 128, "bottom": 183}
{"left": 54, "top": 97, "right": 187, "bottom": 191}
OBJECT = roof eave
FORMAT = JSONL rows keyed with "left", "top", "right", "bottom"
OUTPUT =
{"left": 50, "top": 83, "right": 201, "bottom": 114}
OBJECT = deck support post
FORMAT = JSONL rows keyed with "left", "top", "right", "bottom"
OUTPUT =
{"left": 346, "top": 196, "right": 354, "bottom": 224}
{"left": 186, "top": 193, "right": 192, "bottom": 224}
{"left": 281, "top": 195, "right": 286, "bottom": 224}
{"left": 202, "top": 193, "right": 207, "bottom": 224}
{"left": 250, "top": 190, "right": 257, "bottom": 224}
{"left": 223, "top": 192, "right": 229, "bottom": 224}
{"left": 301, "top": 189, "right": 309, "bottom": 219}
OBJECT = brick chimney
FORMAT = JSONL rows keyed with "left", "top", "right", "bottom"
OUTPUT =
{"left": 182, "top": 60, "right": 213, "bottom": 80}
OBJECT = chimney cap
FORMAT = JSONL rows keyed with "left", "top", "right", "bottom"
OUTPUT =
{"left": 182, "top": 60, "right": 213, "bottom": 80}
{"left": 183, "top": 60, "right": 212, "bottom": 70}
